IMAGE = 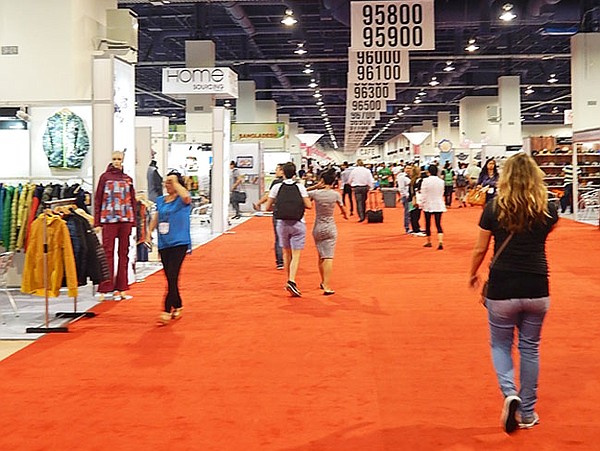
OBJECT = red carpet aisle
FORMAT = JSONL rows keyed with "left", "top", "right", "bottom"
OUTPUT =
{"left": 0, "top": 205, "right": 599, "bottom": 450}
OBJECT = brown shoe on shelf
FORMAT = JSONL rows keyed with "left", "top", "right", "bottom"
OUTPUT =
{"left": 157, "top": 312, "right": 171, "bottom": 326}
{"left": 172, "top": 308, "right": 183, "bottom": 320}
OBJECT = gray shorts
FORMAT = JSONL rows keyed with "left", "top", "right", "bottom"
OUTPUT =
{"left": 276, "top": 220, "right": 306, "bottom": 250}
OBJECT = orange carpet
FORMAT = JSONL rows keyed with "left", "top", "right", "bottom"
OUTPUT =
{"left": 0, "top": 203, "right": 599, "bottom": 450}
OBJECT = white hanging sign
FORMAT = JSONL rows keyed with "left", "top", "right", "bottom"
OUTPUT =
{"left": 347, "top": 110, "right": 381, "bottom": 121}
{"left": 350, "top": 1, "right": 435, "bottom": 51}
{"left": 347, "top": 98, "right": 387, "bottom": 113}
{"left": 162, "top": 67, "right": 238, "bottom": 98}
{"left": 348, "top": 83, "right": 396, "bottom": 101}
{"left": 348, "top": 49, "right": 409, "bottom": 83}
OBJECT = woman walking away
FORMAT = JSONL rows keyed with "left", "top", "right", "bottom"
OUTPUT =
{"left": 149, "top": 170, "right": 192, "bottom": 326}
{"left": 477, "top": 158, "right": 500, "bottom": 205}
{"left": 469, "top": 152, "right": 558, "bottom": 433}
{"left": 419, "top": 164, "right": 446, "bottom": 249}
{"left": 308, "top": 169, "right": 348, "bottom": 295}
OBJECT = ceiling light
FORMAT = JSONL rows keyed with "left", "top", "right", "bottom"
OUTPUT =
{"left": 443, "top": 61, "right": 455, "bottom": 72}
{"left": 524, "top": 86, "right": 534, "bottom": 95}
{"left": 499, "top": 3, "right": 517, "bottom": 22}
{"left": 308, "top": 81, "right": 318, "bottom": 88}
{"left": 548, "top": 73, "right": 558, "bottom": 83}
{"left": 313, "top": 92, "right": 322, "bottom": 98}
{"left": 316, "top": 100, "right": 324, "bottom": 106}
{"left": 397, "top": 111, "right": 404, "bottom": 116}
{"left": 417, "top": 90, "right": 426, "bottom": 96}
{"left": 534, "top": 112, "right": 541, "bottom": 118}
{"left": 303, "top": 67, "right": 314, "bottom": 74}
{"left": 453, "top": 117, "right": 459, "bottom": 123}
{"left": 414, "top": 98, "right": 422, "bottom": 104}
{"left": 281, "top": 9, "right": 298, "bottom": 26}
{"left": 465, "top": 39, "right": 479, "bottom": 52}
{"left": 429, "top": 77, "right": 440, "bottom": 87}
{"left": 403, "top": 106, "right": 410, "bottom": 111}
{"left": 294, "top": 48, "right": 307, "bottom": 55}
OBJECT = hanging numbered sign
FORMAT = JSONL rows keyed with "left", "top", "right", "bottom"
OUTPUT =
{"left": 348, "top": 83, "right": 396, "bottom": 101}
{"left": 347, "top": 98, "right": 387, "bottom": 113}
{"left": 348, "top": 49, "right": 409, "bottom": 83}
{"left": 351, "top": 1, "right": 435, "bottom": 51}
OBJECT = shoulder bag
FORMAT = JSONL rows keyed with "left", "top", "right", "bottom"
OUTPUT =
{"left": 481, "top": 232, "right": 514, "bottom": 303}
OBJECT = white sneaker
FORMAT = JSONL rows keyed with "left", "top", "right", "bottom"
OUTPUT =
{"left": 519, "top": 412, "right": 540, "bottom": 429}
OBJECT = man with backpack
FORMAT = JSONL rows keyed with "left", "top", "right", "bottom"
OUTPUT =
{"left": 454, "top": 162, "right": 469, "bottom": 207}
{"left": 265, "top": 162, "right": 312, "bottom": 297}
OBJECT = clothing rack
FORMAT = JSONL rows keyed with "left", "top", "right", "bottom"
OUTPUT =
{"left": 26, "top": 198, "right": 96, "bottom": 334}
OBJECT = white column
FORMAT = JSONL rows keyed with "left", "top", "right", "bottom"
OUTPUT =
{"left": 185, "top": 41, "right": 215, "bottom": 143}
{"left": 498, "top": 75, "right": 522, "bottom": 145}
{"left": 237, "top": 81, "right": 257, "bottom": 123}
{"left": 571, "top": 33, "right": 600, "bottom": 134}
{"left": 437, "top": 111, "right": 451, "bottom": 147}
{"left": 212, "top": 107, "right": 231, "bottom": 233}
{"left": 459, "top": 96, "right": 500, "bottom": 146}
{"left": 135, "top": 126, "right": 152, "bottom": 193}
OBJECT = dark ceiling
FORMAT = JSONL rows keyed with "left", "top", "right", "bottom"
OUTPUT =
{"left": 118, "top": 0, "right": 600, "bottom": 150}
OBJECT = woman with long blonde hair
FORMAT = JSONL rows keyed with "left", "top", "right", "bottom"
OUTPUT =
{"left": 469, "top": 152, "right": 558, "bottom": 433}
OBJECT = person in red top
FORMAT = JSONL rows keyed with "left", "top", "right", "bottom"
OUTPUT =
{"left": 94, "top": 151, "right": 136, "bottom": 301}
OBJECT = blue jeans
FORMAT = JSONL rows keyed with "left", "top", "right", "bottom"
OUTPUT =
{"left": 400, "top": 196, "right": 410, "bottom": 232}
{"left": 272, "top": 216, "right": 283, "bottom": 266}
{"left": 487, "top": 297, "right": 550, "bottom": 418}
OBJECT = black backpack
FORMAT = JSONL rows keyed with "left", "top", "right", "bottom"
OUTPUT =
{"left": 456, "top": 171, "right": 468, "bottom": 188}
{"left": 275, "top": 182, "right": 305, "bottom": 220}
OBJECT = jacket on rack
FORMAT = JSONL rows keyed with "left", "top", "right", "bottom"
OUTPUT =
{"left": 2, "top": 186, "right": 14, "bottom": 248}
{"left": 66, "top": 213, "right": 110, "bottom": 285}
{"left": 42, "top": 110, "right": 90, "bottom": 169}
{"left": 21, "top": 214, "right": 78, "bottom": 298}
{"left": 94, "top": 164, "right": 136, "bottom": 227}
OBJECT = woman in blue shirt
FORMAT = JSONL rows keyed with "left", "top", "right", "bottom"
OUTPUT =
{"left": 149, "top": 170, "right": 192, "bottom": 325}
{"left": 477, "top": 158, "right": 500, "bottom": 204}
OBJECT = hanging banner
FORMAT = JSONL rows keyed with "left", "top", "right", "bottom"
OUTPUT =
{"left": 350, "top": 1, "right": 435, "bottom": 51}
{"left": 162, "top": 67, "right": 238, "bottom": 98}
{"left": 348, "top": 83, "right": 396, "bottom": 101}
{"left": 348, "top": 50, "right": 409, "bottom": 83}
{"left": 347, "top": 98, "right": 387, "bottom": 113}
{"left": 231, "top": 123, "right": 285, "bottom": 142}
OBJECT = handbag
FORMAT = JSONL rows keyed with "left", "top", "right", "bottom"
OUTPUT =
{"left": 232, "top": 191, "right": 247, "bottom": 204}
{"left": 481, "top": 233, "right": 514, "bottom": 303}
{"left": 467, "top": 188, "right": 486, "bottom": 206}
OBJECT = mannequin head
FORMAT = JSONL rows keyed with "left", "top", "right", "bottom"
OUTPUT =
{"left": 111, "top": 151, "right": 124, "bottom": 170}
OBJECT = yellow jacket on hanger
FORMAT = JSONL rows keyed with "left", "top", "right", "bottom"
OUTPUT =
{"left": 21, "top": 214, "right": 78, "bottom": 298}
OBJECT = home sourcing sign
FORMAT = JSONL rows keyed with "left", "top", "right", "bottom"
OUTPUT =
{"left": 162, "top": 67, "right": 238, "bottom": 99}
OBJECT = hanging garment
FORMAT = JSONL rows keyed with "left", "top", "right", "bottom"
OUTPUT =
{"left": 42, "top": 110, "right": 90, "bottom": 169}
{"left": 21, "top": 214, "right": 78, "bottom": 298}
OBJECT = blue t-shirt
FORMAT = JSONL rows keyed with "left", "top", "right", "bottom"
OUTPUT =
{"left": 156, "top": 195, "right": 192, "bottom": 251}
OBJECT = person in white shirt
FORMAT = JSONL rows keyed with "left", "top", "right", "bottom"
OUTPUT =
{"left": 418, "top": 164, "right": 447, "bottom": 249}
{"left": 348, "top": 159, "right": 375, "bottom": 222}
{"left": 340, "top": 162, "right": 354, "bottom": 216}
{"left": 396, "top": 165, "right": 412, "bottom": 233}
{"left": 265, "top": 162, "right": 312, "bottom": 297}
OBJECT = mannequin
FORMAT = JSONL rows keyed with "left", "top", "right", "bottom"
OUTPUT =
{"left": 94, "top": 151, "right": 136, "bottom": 300}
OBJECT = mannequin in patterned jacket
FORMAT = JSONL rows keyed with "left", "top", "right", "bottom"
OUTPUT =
{"left": 94, "top": 151, "right": 137, "bottom": 301}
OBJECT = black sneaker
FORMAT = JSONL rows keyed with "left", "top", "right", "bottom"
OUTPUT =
{"left": 423, "top": 242, "right": 433, "bottom": 248}
{"left": 501, "top": 395, "right": 521, "bottom": 433}
{"left": 286, "top": 280, "right": 302, "bottom": 297}
{"left": 437, "top": 243, "right": 444, "bottom": 250}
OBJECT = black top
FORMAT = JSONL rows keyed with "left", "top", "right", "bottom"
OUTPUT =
{"left": 479, "top": 201, "right": 559, "bottom": 300}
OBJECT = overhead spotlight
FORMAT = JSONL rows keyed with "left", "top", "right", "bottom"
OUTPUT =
{"left": 294, "top": 43, "right": 307, "bottom": 55}
{"left": 403, "top": 106, "right": 410, "bottom": 111}
{"left": 313, "top": 91, "right": 322, "bottom": 98}
{"left": 499, "top": 3, "right": 517, "bottom": 22}
{"left": 524, "top": 85, "right": 534, "bottom": 95}
{"left": 465, "top": 39, "right": 479, "bottom": 52}
{"left": 548, "top": 73, "right": 558, "bottom": 83}
{"left": 303, "top": 64, "right": 314, "bottom": 74}
{"left": 453, "top": 117, "right": 459, "bottom": 123}
{"left": 414, "top": 98, "right": 422, "bottom": 104}
{"left": 429, "top": 76, "right": 440, "bottom": 87}
{"left": 316, "top": 100, "right": 324, "bottom": 106}
{"left": 397, "top": 111, "right": 404, "bottom": 116}
{"left": 308, "top": 79, "right": 318, "bottom": 88}
{"left": 443, "top": 61, "right": 455, "bottom": 72}
{"left": 533, "top": 112, "right": 541, "bottom": 118}
{"left": 281, "top": 9, "right": 298, "bottom": 26}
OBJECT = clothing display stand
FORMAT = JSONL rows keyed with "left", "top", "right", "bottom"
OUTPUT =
{"left": 26, "top": 198, "right": 96, "bottom": 334}
{"left": 0, "top": 252, "right": 19, "bottom": 325}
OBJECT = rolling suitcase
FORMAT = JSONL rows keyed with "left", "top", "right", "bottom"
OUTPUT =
{"left": 366, "top": 190, "right": 384, "bottom": 223}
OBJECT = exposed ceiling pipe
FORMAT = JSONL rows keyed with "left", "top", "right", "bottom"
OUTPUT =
{"left": 221, "top": 1, "right": 292, "bottom": 90}
{"left": 529, "top": 0, "right": 563, "bottom": 16}
{"left": 322, "top": 0, "right": 350, "bottom": 26}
